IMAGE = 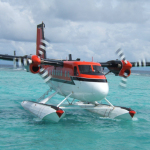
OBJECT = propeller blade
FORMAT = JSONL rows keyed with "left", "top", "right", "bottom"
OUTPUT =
{"left": 41, "top": 39, "right": 49, "bottom": 46}
{"left": 18, "top": 58, "right": 22, "bottom": 68}
{"left": 28, "top": 59, "right": 32, "bottom": 64}
{"left": 119, "top": 77, "right": 127, "bottom": 88}
{"left": 17, "top": 57, "right": 32, "bottom": 69}
{"left": 13, "top": 58, "right": 17, "bottom": 68}
{"left": 18, "top": 57, "right": 31, "bottom": 69}
{"left": 37, "top": 39, "right": 50, "bottom": 58}
{"left": 23, "top": 58, "right": 27, "bottom": 66}
{"left": 39, "top": 50, "right": 44, "bottom": 55}
{"left": 130, "top": 59, "right": 150, "bottom": 67}
{"left": 116, "top": 48, "right": 127, "bottom": 64}
{"left": 40, "top": 45, "right": 46, "bottom": 51}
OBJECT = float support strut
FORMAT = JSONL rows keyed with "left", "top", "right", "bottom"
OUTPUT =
{"left": 40, "top": 91, "right": 58, "bottom": 104}
{"left": 104, "top": 98, "right": 114, "bottom": 108}
{"left": 57, "top": 92, "right": 73, "bottom": 107}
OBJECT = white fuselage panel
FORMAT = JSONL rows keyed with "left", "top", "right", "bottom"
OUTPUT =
{"left": 48, "top": 79, "right": 109, "bottom": 102}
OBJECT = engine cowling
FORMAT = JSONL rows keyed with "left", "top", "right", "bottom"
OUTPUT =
{"left": 106, "top": 60, "right": 132, "bottom": 77}
{"left": 119, "top": 60, "right": 132, "bottom": 77}
{"left": 29, "top": 63, "right": 40, "bottom": 74}
{"left": 25, "top": 55, "right": 41, "bottom": 74}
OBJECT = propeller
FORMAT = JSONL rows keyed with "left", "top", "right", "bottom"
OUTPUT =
{"left": 116, "top": 49, "right": 150, "bottom": 88}
{"left": 116, "top": 48, "right": 128, "bottom": 88}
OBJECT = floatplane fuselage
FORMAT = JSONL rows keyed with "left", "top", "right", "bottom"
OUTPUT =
{"left": 44, "top": 61, "right": 109, "bottom": 102}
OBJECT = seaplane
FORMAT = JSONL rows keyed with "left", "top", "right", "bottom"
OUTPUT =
{"left": 0, "top": 22, "right": 149, "bottom": 122}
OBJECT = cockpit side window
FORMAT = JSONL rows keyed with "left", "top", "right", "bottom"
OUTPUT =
{"left": 93, "top": 65, "right": 102, "bottom": 73}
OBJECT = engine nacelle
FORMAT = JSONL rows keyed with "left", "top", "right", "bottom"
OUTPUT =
{"left": 29, "top": 64, "right": 40, "bottom": 74}
{"left": 119, "top": 60, "right": 132, "bottom": 77}
{"left": 107, "top": 60, "right": 132, "bottom": 77}
{"left": 24, "top": 55, "right": 41, "bottom": 74}
{"left": 25, "top": 63, "right": 40, "bottom": 74}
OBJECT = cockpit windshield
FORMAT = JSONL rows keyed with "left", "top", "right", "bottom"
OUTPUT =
{"left": 78, "top": 65, "right": 92, "bottom": 74}
{"left": 78, "top": 65, "right": 103, "bottom": 75}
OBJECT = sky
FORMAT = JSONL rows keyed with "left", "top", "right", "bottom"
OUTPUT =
{"left": 0, "top": 0, "right": 150, "bottom": 64}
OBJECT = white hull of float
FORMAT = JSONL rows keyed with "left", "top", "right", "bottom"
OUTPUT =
{"left": 21, "top": 101, "right": 65, "bottom": 122}
{"left": 74, "top": 102, "right": 136, "bottom": 120}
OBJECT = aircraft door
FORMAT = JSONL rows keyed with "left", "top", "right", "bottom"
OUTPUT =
{"left": 74, "top": 66, "right": 78, "bottom": 76}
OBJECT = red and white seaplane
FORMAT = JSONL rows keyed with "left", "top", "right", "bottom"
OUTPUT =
{"left": 0, "top": 22, "right": 149, "bottom": 122}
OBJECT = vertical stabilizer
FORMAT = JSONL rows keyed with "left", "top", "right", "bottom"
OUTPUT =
{"left": 36, "top": 22, "right": 46, "bottom": 59}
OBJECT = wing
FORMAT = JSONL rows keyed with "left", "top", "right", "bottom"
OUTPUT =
{"left": 0, "top": 54, "right": 63, "bottom": 73}
{"left": 100, "top": 59, "right": 150, "bottom": 78}
{"left": 0, "top": 54, "right": 23, "bottom": 61}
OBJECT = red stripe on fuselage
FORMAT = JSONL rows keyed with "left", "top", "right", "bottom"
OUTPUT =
{"left": 43, "top": 61, "right": 106, "bottom": 81}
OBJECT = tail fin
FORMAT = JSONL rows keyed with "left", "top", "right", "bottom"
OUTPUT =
{"left": 36, "top": 22, "right": 47, "bottom": 59}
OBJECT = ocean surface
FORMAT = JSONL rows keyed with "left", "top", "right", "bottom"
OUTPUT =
{"left": 0, "top": 66, "right": 150, "bottom": 150}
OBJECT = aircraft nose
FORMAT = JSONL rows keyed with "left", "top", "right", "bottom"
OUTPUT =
{"left": 93, "top": 83, "right": 109, "bottom": 101}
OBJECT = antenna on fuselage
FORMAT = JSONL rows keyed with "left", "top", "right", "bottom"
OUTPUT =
{"left": 69, "top": 54, "right": 72, "bottom": 61}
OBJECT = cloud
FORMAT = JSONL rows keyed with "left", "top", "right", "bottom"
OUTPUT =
{"left": 0, "top": 1, "right": 36, "bottom": 42}
{"left": 54, "top": 0, "right": 148, "bottom": 23}
{"left": 0, "top": 0, "right": 150, "bottom": 62}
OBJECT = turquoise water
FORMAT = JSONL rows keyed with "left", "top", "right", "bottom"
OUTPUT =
{"left": 0, "top": 68, "right": 150, "bottom": 150}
